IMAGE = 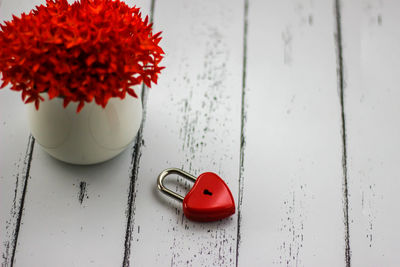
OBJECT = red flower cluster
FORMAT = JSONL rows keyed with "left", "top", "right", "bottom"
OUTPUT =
{"left": 0, "top": 0, "right": 164, "bottom": 112}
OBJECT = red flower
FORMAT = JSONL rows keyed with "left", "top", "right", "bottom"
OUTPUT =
{"left": 0, "top": 0, "right": 164, "bottom": 112}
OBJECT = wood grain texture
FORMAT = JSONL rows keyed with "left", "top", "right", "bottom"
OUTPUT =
{"left": 4, "top": 1, "right": 151, "bottom": 266}
{"left": 0, "top": 1, "right": 45, "bottom": 265}
{"left": 126, "top": 0, "right": 243, "bottom": 266}
{"left": 344, "top": 0, "right": 400, "bottom": 266}
{"left": 237, "top": 0, "right": 346, "bottom": 266}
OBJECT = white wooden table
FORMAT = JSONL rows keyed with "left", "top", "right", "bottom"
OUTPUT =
{"left": 1, "top": 0, "right": 399, "bottom": 266}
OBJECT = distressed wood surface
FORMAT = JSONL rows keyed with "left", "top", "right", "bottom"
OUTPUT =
{"left": 0, "top": 91, "right": 33, "bottom": 266}
{"left": 237, "top": 0, "right": 347, "bottom": 266}
{"left": 1, "top": 0, "right": 400, "bottom": 266}
{"left": 344, "top": 0, "right": 400, "bottom": 266}
{"left": 126, "top": 0, "right": 243, "bottom": 266}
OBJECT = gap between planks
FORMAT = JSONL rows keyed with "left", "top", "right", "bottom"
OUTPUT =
{"left": 9, "top": 135, "right": 35, "bottom": 267}
{"left": 334, "top": 0, "right": 351, "bottom": 266}
{"left": 235, "top": 0, "right": 249, "bottom": 266}
{"left": 122, "top": 0, "right": 156, "bottom": 266}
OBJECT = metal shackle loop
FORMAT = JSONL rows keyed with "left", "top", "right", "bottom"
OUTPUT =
{"left": 157, "top": 168, "right": 197, "bottom": 202}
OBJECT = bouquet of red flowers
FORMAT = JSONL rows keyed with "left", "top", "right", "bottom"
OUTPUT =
{"left": 0, "top": 0, "right": 164, "bottom": 112}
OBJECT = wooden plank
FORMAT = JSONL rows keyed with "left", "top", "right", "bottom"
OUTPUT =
{"left": 237, "top": 0, "right": 346, "bottom": 266}
{"left": 126, "top": 0, "right": 243, "bottom": 266}
{"left": 0, "top": 93, "right": 33, "bottom": 266}
{"left": 9, "top": 1, "right": 152, "bottom": 266}
{"left": 0, "top": 1, "right": 45, "bottom": 265}
{"left": 343, "top": 0, "right": 400, "bottom": 265}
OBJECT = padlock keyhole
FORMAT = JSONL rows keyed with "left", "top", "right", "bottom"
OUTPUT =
{"left": 203, "top": 189, "right": 213, "bottom": 196}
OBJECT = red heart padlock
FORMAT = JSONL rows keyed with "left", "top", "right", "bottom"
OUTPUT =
{"left": 157, "top": 168, "right": 235, "bottom": 222}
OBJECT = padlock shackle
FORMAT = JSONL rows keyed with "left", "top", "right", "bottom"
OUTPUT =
{"left": 157, "top": 168, "right": 197, "bottom": 202}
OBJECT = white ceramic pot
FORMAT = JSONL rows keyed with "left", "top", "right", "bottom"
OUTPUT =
{"left": 27, "top": 92, "right": 142, "bottom": 165}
